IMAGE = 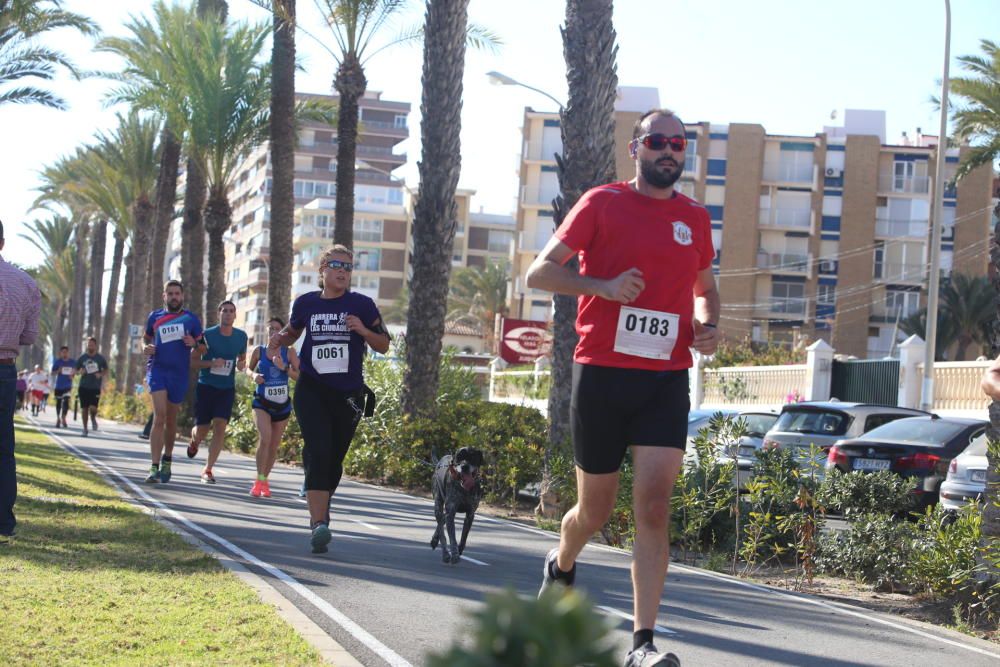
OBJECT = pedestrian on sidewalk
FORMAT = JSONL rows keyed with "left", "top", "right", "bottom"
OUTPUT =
{"left": 75, "top": 337, "right": 108, "bottom": 436}
{"left": 143, "top": 280, "right": 203, "bottom": 484}
{"left": 186, "top": 301, "right": 247, "bottom": 485}
{"left": 247, "top": 317, "right": 299, "bottom": 498}
{"left": 51, "top": 346, "right": 75, "bottom": 428}
{"left": 26, "top": 365, "right": 49, "bottom": 417}
{"left": 526, "top": 109, "right": 720, "bottom": 667}
{"left": 268, "top": 245, "right": 389, "bottom": 554}
{"left": 0, "top": 219, "right": 42, "bottom": 539}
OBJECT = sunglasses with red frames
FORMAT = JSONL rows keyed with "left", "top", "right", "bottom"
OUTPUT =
{"left": 635, "top": 133, "right": 687, "bottom": 152}
{"left": 325, "top": 259, "right": 354, "bottom": 271}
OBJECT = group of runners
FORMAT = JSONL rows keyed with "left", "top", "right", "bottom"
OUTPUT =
{"left": 15, "top": 339, "right": 108, "bottom": 436}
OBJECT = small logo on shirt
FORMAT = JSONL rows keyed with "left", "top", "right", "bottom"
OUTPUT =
{"left": 672, "top": 221, "right": 693, "bottom": 246}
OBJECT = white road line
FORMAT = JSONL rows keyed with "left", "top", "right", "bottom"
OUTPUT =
{"left": 351, "top": 519, "right": 381, "bottom": 531}
{"left": 34, "top": 421, "right": 413, "bottom": 667}
{"left": 458, "top": 554, "right": 489, "bottom": 567}
{"left": 596, "top": 606, "right": 676, "bottom": 636}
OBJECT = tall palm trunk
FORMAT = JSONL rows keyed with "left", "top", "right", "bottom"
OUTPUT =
{"left": 268, "top": 0, "right": 296, "bottom": 322}
{"left": 70, "top": 217, "right": 90, "bottom": 350}
{"left": 181, "top": 158, "right": 207, "bottom": 319}
{"left": 150, "top": 128, "right": 182, "bottom": 301}
{"left": 401, "top": 0, "right": 469, "bottom": 418}
{"left": 116, "top": 251, "right": 135, "bottom": 393}
{"left": 127, "top": 197, "right": 155, "bottom": 389}
{"left": 102, "top": 229, "right": 125, "bottom": 357}
{"left": 204, "top": 188, "right": 232, "bottom": 327}
{"left": 89, "top": 218, "right": 107, "bottom": 342}
{"left": 984, "top": 201, "right": 1000, "bottom": 579}
{"left": 542, "top": 0, "right": 618, "bottom": 506}
{"left": 333, "top": 54, "right": 367, "bottom": 249}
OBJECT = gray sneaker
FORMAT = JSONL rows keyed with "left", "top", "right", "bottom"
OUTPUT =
{"left": 624, "top": 643, "right": 680, "bottom": 667}
{"left": 310, "top": 523, "right": 331, "bottom": 554}
{"left": 538, "top": 547, "right": 575, "bottom": 598}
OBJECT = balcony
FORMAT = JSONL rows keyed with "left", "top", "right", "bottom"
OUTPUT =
{"left": 875, "top": 217, "right": 928, "bottom": 238}
{"left": 758, "top": 207, "right": 814, "bottom": 231}
{"left": 753, "top": 297, "right": 808, "bottom": 318}
{"left": 520, "top": 185, "right": 559, "bottom": 208}
{"left": 682, "top": 155, "right": 701, "bottom": 179}
{"left": 518, "top": 230, "right": 549, "bottom": 252}
{"left": 877, "top": 172, "right": 930, "bottom": 194}
{"left": 756, "top": 252, "right": 812, "bottom": 277}
{"left": 523, "top": 140, "right": 559, "bottom": 163}
{"left": 293, "top": 224, "right": 334, "bottom": 248}
{"left": 762, "top": 161, "right": 817, "bottom": 187}
{"left": 874, "top": 262, "right": 924, "bottom": 283}
{"left": 246, "top": 267, "right": 268, "bottom": 287}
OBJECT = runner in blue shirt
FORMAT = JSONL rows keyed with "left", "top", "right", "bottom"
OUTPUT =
{"left": 186, "top": 301, "right": 247, "bottom": 484}
{"left": 246, "top": 316, "right": 300, "bottom": 498}
{"left": 50, "top": 346, "right": 75, "bottom": 429}
{"left": 142, "top": 280, "right": 203, "bottom": 483}
{"left": 268, "top": 245, "right": 390, "bottom": 553}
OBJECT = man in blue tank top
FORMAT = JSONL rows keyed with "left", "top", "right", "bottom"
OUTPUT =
{"left": 143, "top": 280, "right": 203, "bottom": 483}
{"left": 50, "top": 346, "right": 75, "bottom": 428}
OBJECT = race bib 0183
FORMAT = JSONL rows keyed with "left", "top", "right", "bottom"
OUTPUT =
{"left": 613, "top": 306, "right": 680, "bottom": 360}
{"left": 312, "top": 343, "right": 349, "bottom": 374}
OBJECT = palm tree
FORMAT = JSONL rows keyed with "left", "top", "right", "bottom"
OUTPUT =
{"left": 447, "top": 262, "right": 509, "bottom": 352}
{"left": 0, "top": 0, "right": 97, "bottom": 109}
{"left": 267, "top": 0, "right": 296, "bottom": 322}
{"left": 174, "top": 15, "right": 272, "bottom": 326}
{"left": 19, "top": 216, "right": 75, "bottom": 349}
{"left": 547, "top": 0, "right": 619, "bottom": 452}
{"left": 400, "top": 0, "right": 469, "bottom": 418}
{"left": 948, "top": 38, "right": 1000, "bottom": 569}
{"left": 941, "top": 272, "right": 992, "bottom": 360}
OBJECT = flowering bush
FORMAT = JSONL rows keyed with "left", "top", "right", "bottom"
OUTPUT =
{"left": 784, "top": 389, "right": 804, "bottom": 404}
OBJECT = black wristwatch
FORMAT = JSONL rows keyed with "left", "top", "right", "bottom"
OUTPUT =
{"left": 701, "top": 322, "right": 718, "bottom": 329}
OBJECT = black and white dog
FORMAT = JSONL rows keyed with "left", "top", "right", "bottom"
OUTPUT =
{"left": 430, "top": 447, "right": 484, "bottom": 564}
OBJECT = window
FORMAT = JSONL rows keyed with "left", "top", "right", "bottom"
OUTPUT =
{"left": 355, "top": 247, "right": 381, "bottom": 272}
{"left": 771, "top": 280, "right": 805, "bottom": 313}
{"left": 873, "top": 241, "right": 885, "bottom": 277}
{"left": 394, "top": 114, "right": 407, "bottom": 128}
{"left": 299, "top": 275, "right": 312, "bottom": 284}
{"left": 773, "top": 409, "right": 848, "bottom": 436}
{"left": 893, "top": 161, "right": 914, "bottom": 191}
{"left": 354, "top": 219, "right": 383, "bottom": 243}
{"left": 817, "top": 284, "right": 835, "bottom": 306}
{"left": 487, "top": 230, "right": 513, "bottom": 253}
{"left": 388, "top": 188, "right": 403, "bottom": 205}
{"left": 885, "top": 290, "right": 920, "bottom": 318}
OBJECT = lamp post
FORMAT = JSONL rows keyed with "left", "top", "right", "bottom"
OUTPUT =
{"left": 486, "top": 71, "right": 565, "bottom": 110}
{"left": 921, "top": 0, "right": 951, "bottom": 412}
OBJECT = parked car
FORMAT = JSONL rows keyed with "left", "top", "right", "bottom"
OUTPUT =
{"left": 683, "top": 408, "right": 738, "bottom": 468}
{"left": 825, "top": 416, "right": 987, "bottom": 509}
{"left": 939, "top": 432, "right": 990, "bottom": 511}
{"left": 762, "top": 401, "right": 930, "bottom": 468}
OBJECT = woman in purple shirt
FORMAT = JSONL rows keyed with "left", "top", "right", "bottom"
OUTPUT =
{"left": 268, "top": 245, "right": 390, "bottom": 554}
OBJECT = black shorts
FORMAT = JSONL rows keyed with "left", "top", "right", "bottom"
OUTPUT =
{"left": 54, "top": 388, "right": 71, "bottom": 400}
{"left": 293, "top": 372, "right": 364, "bottom": 493}
{"left": 194, "top": 383, "right": 236, "bottom": 425}
{"left": 570, "top": 363, "right": 690, "bottom": 474}
{"left": 252, "top": 396, "right": 292, "bottom": 422}
{"left": 78, "top": 388, "right": 101, "bottom": 409}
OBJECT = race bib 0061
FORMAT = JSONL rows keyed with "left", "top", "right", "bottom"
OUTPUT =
{"left": 613, "top": 306, "right": 679, "bottom": 360}
{"left": 312, "top": 343, "right": 349, "bottom": 374}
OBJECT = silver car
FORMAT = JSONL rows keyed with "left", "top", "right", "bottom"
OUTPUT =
{"left": 939, "top": 433, "right": 989, "bottom": 511}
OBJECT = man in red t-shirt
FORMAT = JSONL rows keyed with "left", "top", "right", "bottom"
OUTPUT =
{"left": 527, "top": 108, "right": 720, "bottom": 667}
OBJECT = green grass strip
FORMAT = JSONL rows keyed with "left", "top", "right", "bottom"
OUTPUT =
{"left": 0, "top": 423, "right": 322, "bottom": 666}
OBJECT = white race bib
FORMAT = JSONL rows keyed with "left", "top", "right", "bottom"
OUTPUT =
{"left": 84, "top": 361, "right": 99, "bottom": 374}
{"left": 613, "top": 306, "right": 680, "bottom": 360}
{"left": 209, "top": 359, "right": 234, "bottom": 376}
{"left": 263, "top": 385, "right": 289, "bottom": 403}
{"left": 312, "top": 343, "right": 349, "bottom": 374}
{"left": 60, "top": 366, "right": 74, "bottom": 376}
{"left": 159, "top": 323, "right": 184, "bottom": 343}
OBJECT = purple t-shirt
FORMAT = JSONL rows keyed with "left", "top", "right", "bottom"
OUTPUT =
{"left": 290, "top": 290, "right": 382, "bottom": 391}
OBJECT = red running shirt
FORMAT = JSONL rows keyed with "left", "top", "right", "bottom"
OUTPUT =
{"left": 554, "top": 182, "right": 714, "bottom": 371}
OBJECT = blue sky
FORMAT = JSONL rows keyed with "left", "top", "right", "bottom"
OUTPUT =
{"left": 2, "top": 0, "right": 997, "bottom": 268}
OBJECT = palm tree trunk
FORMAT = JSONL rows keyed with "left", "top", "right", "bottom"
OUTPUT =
{"left": 102, "top": 229, "right": 125, "bottom": 357}
{"left": 268, "top": 0, "right": 296, "bottom": 323}
{"left": 71, "top": 217, "right": 90, "bottom": 351}
{"left": 983, "top": 204, "right": 1000, "bottom": 581}
{"left": 333, "top": 54, "right": 367, "bottom": 249}
{"left": 116, "top": 251, "right": 135, "bottom": 393}
{"left": 401, "top": 0, "right": 469, "bottom": 419}
{"left": 204, "top": 187, "right": 232, "bottom": 327}
{"left": 197, "top": 0, "right": 227, "bottom": 20}
{"left": 181, "top": 158, "right": 207, "bottom": 320}
{"left": 127, "top": 197, "right": 155, "bottom": 390}
{"left": 150, "top": 127, "right": 181, "bottom": 303}
{"left": 539, "top": 0, "right": 619, "bottom": 513}
{"left": 89, "top": 218, "right": 107, "bottom": 342}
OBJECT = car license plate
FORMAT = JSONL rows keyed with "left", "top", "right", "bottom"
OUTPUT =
{"left": 738, "top": 446, "right": 756, "bottom": 457}
{"left": 853, "top": 458, "right": 890, "bottom": 471}
{"left": 971, "top": 470, "right": 987, "bottom": 483}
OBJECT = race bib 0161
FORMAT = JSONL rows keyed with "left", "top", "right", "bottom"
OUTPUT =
{"left": 159, "top": 323, "right": 184, "bottom": 343}
{"left": 613, "top": 306, "right": 680, "bottom": 360}
{"left": 312, "top": 343, "right": 349, "bottom": 374}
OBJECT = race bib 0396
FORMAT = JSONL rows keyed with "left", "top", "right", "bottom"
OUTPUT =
{"left": 263, "top": 385, "right": 289, "bottom": 403}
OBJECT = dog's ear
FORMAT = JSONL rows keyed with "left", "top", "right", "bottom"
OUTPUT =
{"left": 469, "top": 449, "right": 484, "bottom": 467}
{"left": 454, "top": 446, "right": 469, "bottom": 462}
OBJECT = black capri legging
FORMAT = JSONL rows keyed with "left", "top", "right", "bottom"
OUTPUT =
{"left": 293, "top": 372, "right": 365, "bottom": 493}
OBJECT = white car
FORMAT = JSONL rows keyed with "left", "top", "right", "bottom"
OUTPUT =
{"left": 939, "top": 433, "right": 989, "bottom": 511}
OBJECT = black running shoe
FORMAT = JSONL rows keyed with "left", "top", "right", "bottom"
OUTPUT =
{"left": 624, "top": 643, "right": 680, "bottom": 667}
{"left": 538, "top": 547, "right": 575, "bottom": 598}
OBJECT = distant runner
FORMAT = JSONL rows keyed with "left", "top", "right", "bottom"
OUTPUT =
{"left": 75, "top": 337, "right": 108, "bottom": 436}
{"left": 51, "top": 346, "right": 75, "bottom": 428}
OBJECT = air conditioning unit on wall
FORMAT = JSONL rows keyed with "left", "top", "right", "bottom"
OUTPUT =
{"left": 825, "top": 167, "right": 843, "bottom": 178}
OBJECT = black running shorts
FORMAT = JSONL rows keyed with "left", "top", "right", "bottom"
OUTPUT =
{"left": 78, "top": 388, "right": 101, "bottom": 409}
{"left": 570, "top": 362, "right": 690, "bottom": 474}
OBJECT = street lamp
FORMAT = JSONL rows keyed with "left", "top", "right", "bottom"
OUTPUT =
{"left": 921, "top": 0, "right": 951, "bottom": 412}
{"left": 486, "top": 70, "right": 564, "bottom": 110}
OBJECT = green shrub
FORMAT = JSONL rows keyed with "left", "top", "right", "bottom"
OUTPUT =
{"left": 906, "top": 504, "right": 982, "bottom": 599}
{"left": 425, "top": 588, "right": 616, "bottom": 667}
{"left": 98, "top": 389, "right": 151, "bottom": 425}
{"left": 817, "top": 469, "right": 917, "bottom": 518}
{"left": 816, "top": 512, "right": 917, "bottom": 590}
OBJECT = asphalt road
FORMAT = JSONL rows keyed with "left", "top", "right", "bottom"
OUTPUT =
{"left": 28, "top": 416, "right": 1000, "bottom": 667}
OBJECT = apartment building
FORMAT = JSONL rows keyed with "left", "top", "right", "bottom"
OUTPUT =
{"left": 511, "top": 104, "right": 994, "bottom": 359}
